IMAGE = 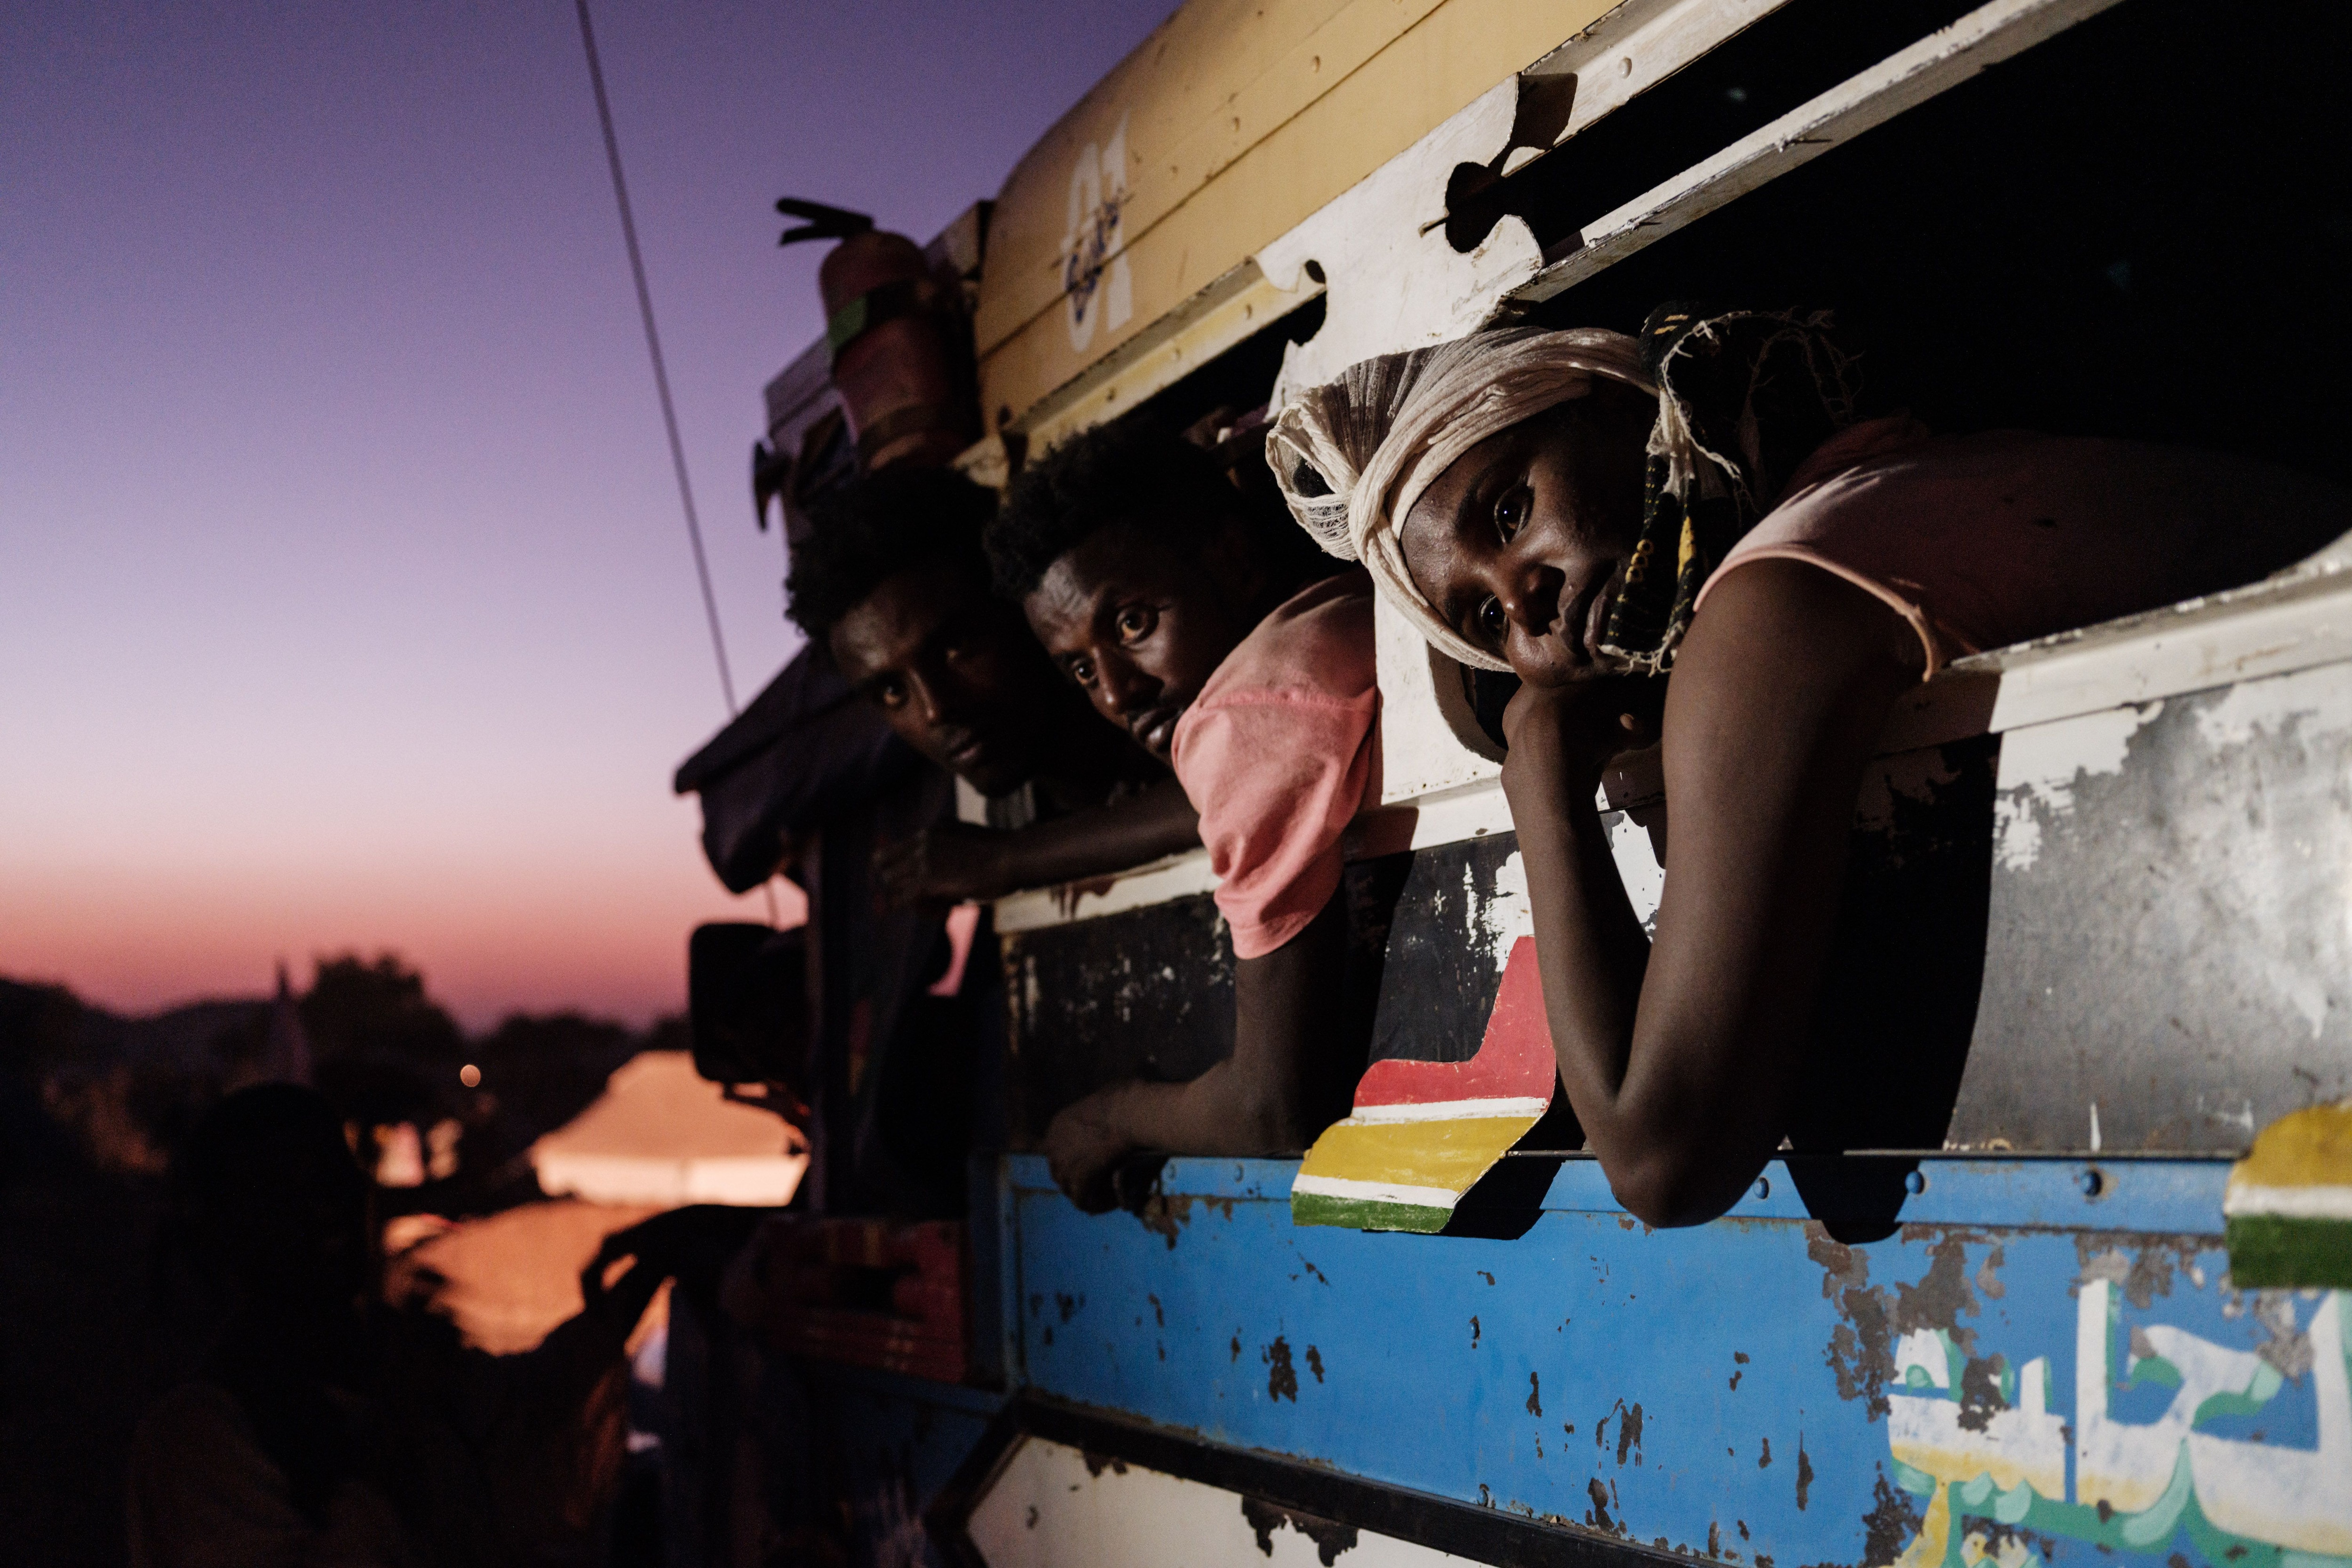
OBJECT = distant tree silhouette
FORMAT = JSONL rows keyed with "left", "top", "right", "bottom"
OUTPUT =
{"left": 298, "top": 954, "right": 464, "bottom": 1154}
{"left": 299, "top": 953, "right": 463, "bottom": 1068}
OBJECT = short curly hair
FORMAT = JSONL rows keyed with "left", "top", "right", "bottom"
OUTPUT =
{"left": 785, "top": 467, "right": 998, "bottom": 643}
{"left": 985, "top": 421, "right": 1252, "bottom": 598}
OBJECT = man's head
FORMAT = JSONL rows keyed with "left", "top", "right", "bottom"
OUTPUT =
{"left": 1397, "top": 382, "right": 1656, "bottom": 687}
{"left": 788, "top": 468, "right": 1073, "bottom": 796}
{"left": 988, "top": 423, "right": 1278, "bottom": 761}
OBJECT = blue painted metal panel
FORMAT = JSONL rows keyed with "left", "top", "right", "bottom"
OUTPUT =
{"left": 1006, "top": 1154, "right": 2352, "bottom": 1568}
{"left": 1539, "top": 1155, "right": 2234, "bottom": 1235}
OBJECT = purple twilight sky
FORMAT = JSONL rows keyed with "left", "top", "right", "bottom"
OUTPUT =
{"left": 1, "top": 0, "right": 1177, "bottom": 1029}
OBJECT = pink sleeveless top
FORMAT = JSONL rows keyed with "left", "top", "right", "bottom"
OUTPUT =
{"left": 1695, "top": 418, "right": 2347, "bottom": 676}
{"left": 1170, "top": 570, "right": 1379, "bottom": 960}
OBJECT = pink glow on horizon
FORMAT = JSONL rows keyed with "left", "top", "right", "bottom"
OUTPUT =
{"left": 1, "top": 839, "right": 804, "bottom": 1031}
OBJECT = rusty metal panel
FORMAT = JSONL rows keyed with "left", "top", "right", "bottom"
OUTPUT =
{"left": 1952, "top": 663, "right": 2352, "bottom": 1153}
{"left": 1001, "top": 891, "right": 1235, "bottom": 1144}
{"left": 1006, "top": 1153, "right": 2349, "bottom": 1567}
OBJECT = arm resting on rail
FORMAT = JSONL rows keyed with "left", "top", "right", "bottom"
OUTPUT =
{"left": 1504, "top": 560, "right": 1923, "bottom": 1226}
{"left": 1042, "top": 887, "right": 1354, "bottom": 1212}
{"left": 874, "top": 778, "right": 1201, "bottom": 907}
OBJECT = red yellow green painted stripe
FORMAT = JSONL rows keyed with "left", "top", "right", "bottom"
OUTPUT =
{"left": 1292, "top": 937, "right": 1554, "bottom": 1232}
{"left": 2225, "top": 1100, "right": 2352, "bottom": 1289}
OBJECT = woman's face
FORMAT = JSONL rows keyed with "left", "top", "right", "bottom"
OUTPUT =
{"left": 1398, "top": 390, "right": 1652, "bottom": 686}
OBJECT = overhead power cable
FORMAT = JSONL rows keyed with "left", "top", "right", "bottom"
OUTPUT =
{"left": 572, "top": 0, "right": 739, "bottom": 716}
{"left": 576, "top": 0, "right": 780, "bottom": 926}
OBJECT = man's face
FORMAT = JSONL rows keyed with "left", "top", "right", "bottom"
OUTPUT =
{"left": 1020, "top": 519, "right": 1260, "bottom": 762}
{"left": 1398, "top": 391, "right": 1651, "bottom": 687}
{"left": 828, "top": 563, "right": 1063, "bottom": 795}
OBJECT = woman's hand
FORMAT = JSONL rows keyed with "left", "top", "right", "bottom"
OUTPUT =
{"left": 1500, "top": 675, "right": 1664, "bottom": 799}
{"left": 1044, "top": 1090, "right": 1137, "bottom": 1214}
{"left": 874, "top": 822, "right": 1011, "bottom": 908}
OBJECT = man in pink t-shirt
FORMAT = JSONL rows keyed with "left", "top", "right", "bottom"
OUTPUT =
{"left": 988, "top": 422, "right": 1379, "bottom": 1211}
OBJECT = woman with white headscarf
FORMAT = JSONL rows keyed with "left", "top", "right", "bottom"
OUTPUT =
{"left": 1269, "top": 304, "right": 2348, "bottom": 1227}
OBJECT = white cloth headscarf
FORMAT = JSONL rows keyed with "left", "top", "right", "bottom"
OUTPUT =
{"left": 1265, "top": 327, "right": 1654, "bottom": 672}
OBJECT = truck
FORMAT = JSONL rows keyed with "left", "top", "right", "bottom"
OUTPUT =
{"left": 673, "top": 1, "right": 2352, "bottom": 1562}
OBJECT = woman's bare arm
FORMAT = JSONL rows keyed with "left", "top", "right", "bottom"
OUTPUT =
{"left": 1043, "top": 889, "right": 1352, "bottom": 1211}
{"left": 875, "top": 778, "right": 1201, "bottom": 906}
{"left": 1503, "top": 560, "right": 1923, "bottom": 1226}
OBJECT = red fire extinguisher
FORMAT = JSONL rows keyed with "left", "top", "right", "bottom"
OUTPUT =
{"left": 775, "top": 197, "right": 978, "bottom": 472}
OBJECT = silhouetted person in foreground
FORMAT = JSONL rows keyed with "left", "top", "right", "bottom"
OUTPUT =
{"left": 128, "top": 1084, "right": 723, "bottom": 1568}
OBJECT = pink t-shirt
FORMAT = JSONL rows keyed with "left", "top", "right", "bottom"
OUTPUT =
{"left": 1170, "top": 569, "right": 1379, "bottom": 960}
{"left": 1698, "top": 418, "right": 2348, "bottom": 675}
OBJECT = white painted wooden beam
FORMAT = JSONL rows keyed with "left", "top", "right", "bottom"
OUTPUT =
{"left": 1510, "top": 0, "right": 2128, "bottom": 305}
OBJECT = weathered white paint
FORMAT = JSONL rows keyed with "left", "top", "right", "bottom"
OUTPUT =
{"left": 1887, "top": 1280, "right": 2352, "bottom": 1561}
{"left": 1251, "top": 80, "right": 1542, "bottom": 802}
{"left": 1373, "top": 596, "right": 1506, "bottom": 804}
{"left": 1603, "top": 812, "right": 1666, "bottom": 929}
{"left": 1888, "top": 1333, "right": 2066, "bottom": 1498}
{"left": 2074, "top": 1283, "right": 2352, "bottom": 1554}
{"left": 1287, "top": 1174, "right": 1467, "bottom": 1211}
{"left": 1060, "top": 112, "right": 1133, "bottom": 353}
{"left": 1520, "top": 0, "right": 1800, "bottom": 161}
{"left": 2221, "top": 1182, "right": 2352, "bottom": 1222}
{"left": 1475, "top": 849, "right": 1532, "bottom": 971}
{"left": 2190, "top": 653, "right": 2352, "bottom": 752}
{"left": 967, "top": 1436, "right": 1476, "bottom": 1568}
{"left": 2178, "top": 661, "right": 2352, "bottom": 1039}
{"left": 994, "top": 848, "right": 1221, "bottom": 935}
{"left": 1349, "top": 1097, "right": 1553, "bottom": 1124}
{"left": 1256, "top": 80, "right": 1538, "bottom": 406}
{"left": 1990, "top": 703, "right": 2164, "bottom": 873}
{"left": 1973, "top": 567, "right": 2352, "bottom": 738}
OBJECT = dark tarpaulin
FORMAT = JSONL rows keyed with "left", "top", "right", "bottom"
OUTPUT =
{"left": 671, "top": 645, "right": 922, "bottom": 893}
{"left": 673, "top": 645, "right": 990, "bottom": 1217}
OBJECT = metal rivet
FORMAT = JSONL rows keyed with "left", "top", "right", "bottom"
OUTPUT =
{"left": 2080, "top": 1168, "right": 2105, "bottom": 1197}
{"left": 1752, "top": 1178, "right": 1770, "bottom": 1200}
{"left": 1903, "top": 1170, "right": 1926, "bottom": 1195}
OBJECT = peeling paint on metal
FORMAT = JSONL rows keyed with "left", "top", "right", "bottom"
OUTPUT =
{"left": 1993, "top": 701, "right": 2165, "bottom": 871}
{"left": 1240, "top": 1496, "right": 1359, "bottom": 1564}
{"left": 1812, "top": 1228, "right": 1897, "bottom": 1420}
{"left": 1616, "top": 1401, "right": 1645, "bottom": 1466}
{"left": 1263, "top": 1336, "right": 1298, "bottom": 1402}
{"left": 1586, "top": 1476, "right": 1616, "bottom": 1534}
{"left": 1860, "top": 1469, "right": 1924, "bottom": 1567}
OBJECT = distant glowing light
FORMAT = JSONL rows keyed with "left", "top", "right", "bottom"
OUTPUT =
{"left": 459, "top": 1064, "right": 481, "bottom": 1088}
